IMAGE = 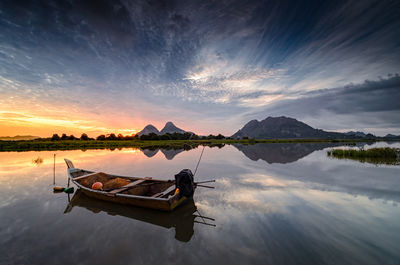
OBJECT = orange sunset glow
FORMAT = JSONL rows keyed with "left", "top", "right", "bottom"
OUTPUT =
{"left": 0, "top": 107, "right": 140, "bottom": 137}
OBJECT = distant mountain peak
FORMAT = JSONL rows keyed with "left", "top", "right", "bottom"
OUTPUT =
{"left": 0, "top": 135, "right": 39, "bottom": 140}
{"left": 345, "top": 131, "right": 366, "bottom": 137}
{"left": 160, "top": 122, "right": 186, "bottom": 134}
{"left": 137, "top": 122, "right": 188, "bottom": 136}
{"left": 137, "top": 124, "right": 160, "bottom": 136}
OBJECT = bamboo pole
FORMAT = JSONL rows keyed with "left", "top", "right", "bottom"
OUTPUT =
{"left": 53, "top": 153, "right": 56, "bottom": 185}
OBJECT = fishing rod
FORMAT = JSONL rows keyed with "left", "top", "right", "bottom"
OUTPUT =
{"left": 192, "top": 146, "right": 217, "bottom": 189}
{"left": 193, "top": 145, "right": 205, "bottom": 177}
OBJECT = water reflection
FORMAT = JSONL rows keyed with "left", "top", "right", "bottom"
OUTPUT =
{"left": 141, "top": 148, "right": 159, "bottom": 158}
{"left": 160, "top": 149, "right": 184, "bottom": 160}
{"left": 1, "top": 143, "right": 400, "bottom": 264}
{"left": 141, "top": 145, "right": 224, "bottom": 160}
{"left": 141, "top": 148, "right": 185, "bottom": 160}
{"left": 233, "top": 142, "right": 358, "bottom": 164}
{"left": 32, "top": 156, "right": 44, "bottom": 166}
{"left": 64, "top": 190, "right": 214, "bottom": 242}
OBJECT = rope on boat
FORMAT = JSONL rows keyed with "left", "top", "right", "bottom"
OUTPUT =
{"left": 193, "top": 145, "right": 205, "bottom": 177}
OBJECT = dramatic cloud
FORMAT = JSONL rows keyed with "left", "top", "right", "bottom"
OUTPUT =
{"left": 0, "top": 0, "right": 399, "bottom": 136}
{"left": 248, "top": 75, "right": 400, "bottom": 135}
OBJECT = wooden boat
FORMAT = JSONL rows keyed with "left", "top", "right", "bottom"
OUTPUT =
{"left": 64, "top": 159, "right": 195, "bottom": 211}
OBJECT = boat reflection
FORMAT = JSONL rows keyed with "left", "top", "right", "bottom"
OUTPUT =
{"left": 64, "top": 190, "right": 214, "bottom": 242}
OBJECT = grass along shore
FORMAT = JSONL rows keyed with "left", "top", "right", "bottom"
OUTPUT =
{"left": 327, "top": 147, "right": 400, "bottom": 165}
{"left": 0, "top": 138, "right": 383, "bottom": 152}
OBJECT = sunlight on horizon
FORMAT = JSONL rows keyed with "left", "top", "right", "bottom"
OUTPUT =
{"left": 0, "top": 110, "right": 139, "bottom": 137}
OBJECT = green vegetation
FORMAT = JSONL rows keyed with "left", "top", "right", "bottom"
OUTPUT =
{"left": 47, "top": 132, "right": 227, "bottom": 141}
{"left": 327, "top": 147, "right": 400, "bottom": 165}
{"left": 0, "top": 135, "right": 382, "bottom": 152}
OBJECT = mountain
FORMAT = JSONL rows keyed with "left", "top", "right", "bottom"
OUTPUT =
{"left": 137, "top": 122, "right": 188, "bottom": 136}
{"left": 0, "top": 135, "right": 39, "bottom": 141}
{"left": 160, "top": 122, "right": 186, "bottom": 134}
{"left": 137, "top": 124, "right": 160, "bottom": 136}
{"left": 345, "top": 131, "right": 366, "bottom": 138}
{"left": 232, "top": 116, "right": 347, "bottom": 139}
{"left": 384, "top": 134, "right": 400, "bottom": 139}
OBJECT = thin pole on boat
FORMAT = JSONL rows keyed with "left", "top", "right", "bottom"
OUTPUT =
{"left": 195, "top": 180, "right": 215, "bottom": 184}
{"left": 193, "top": 146, "right": 205, "bottom": 177}
{"left": 196, "top": 184, "right": 215, "bottom": 189}
{"left": 53, "top": 153, "right": 56, "bottom": 185}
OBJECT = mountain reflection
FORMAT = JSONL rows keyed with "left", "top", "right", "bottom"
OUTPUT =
{"left": 234, "top": 143, "right": 353, "bottom": 164}
{"left": 64, "top": 190, "right": 202, "bottom": 242}
{"left": 140, "top": 148, "right": 184, "bottom": 160}
{"left": 160, "top": 149, "right": 184, "bottom": 160}
{"left": 139, "top": 143, "right": 379, "bottom": 164}
{"left": 141, "top": 148, "right": 159, "bottom": 158}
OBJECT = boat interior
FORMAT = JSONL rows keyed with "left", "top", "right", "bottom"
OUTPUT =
{"left": 70, "top": 169, "right": 176, "bottom": 198}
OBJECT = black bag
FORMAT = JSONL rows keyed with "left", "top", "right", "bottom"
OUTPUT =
{"left": 174, "top": 169, "right": 194, "bottom": 197}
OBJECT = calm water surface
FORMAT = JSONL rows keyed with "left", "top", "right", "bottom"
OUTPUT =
{"left": 1, "top": 142, "right": 400, "bottom": 265}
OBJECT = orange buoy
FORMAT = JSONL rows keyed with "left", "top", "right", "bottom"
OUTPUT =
{"left": 174, "top": 188, "right": 180, "bottom": 195}
{"left": 92, "top": 182, "right": 103, "bottom": 190}
{"left": 53, "top": 186, "right": 65, "bottom": 192}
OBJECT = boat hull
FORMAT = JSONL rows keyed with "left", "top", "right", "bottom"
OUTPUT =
{"left": 80, "top": 188, "right": 188, "bottom": 211}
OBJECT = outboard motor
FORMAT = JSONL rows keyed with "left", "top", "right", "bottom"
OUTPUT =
{"left": 174, "top": 169, "right": 195, "bottom": 197}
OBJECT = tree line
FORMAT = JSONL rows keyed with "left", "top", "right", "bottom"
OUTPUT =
{"left": 49, "top": 132, "right": 227, "bottom": 141}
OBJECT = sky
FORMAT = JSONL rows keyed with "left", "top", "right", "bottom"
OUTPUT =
{"left": 0, "top": 0, "right": 399, "bottom": 137}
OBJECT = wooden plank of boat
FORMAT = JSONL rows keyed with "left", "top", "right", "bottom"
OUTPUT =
{"left": 73, "top": 172, "right": 102, "bottom": 181}
{"left": 65, "top": 159, "right": 75, "bottom": 169}
{"left": 152, "top": 185, "right": 176, "bottom": 198}
{"left": 108, "top": 177, "right": 152, "bottom": 195}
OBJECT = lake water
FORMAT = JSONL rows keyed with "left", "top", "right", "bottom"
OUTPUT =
{"left": 1, "top": 142, "right": 400, "bottom": 265}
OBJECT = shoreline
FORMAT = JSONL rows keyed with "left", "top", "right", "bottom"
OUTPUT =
{"left": 0, "top": 138, "right": 392, "bottom": 152}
